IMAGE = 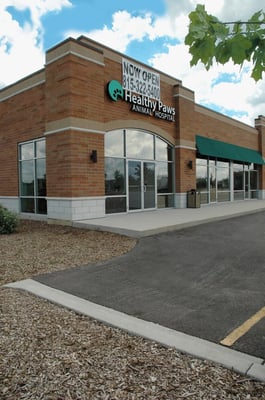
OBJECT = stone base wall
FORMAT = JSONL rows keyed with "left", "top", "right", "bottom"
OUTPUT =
{"left": 47, "top": 197, "right": 105, "bottom": 222}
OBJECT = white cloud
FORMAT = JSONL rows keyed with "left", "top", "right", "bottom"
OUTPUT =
{"left": 66, "top": 10, "right": 178, "bottom": 53}
{"left": 218, "top": 0, "right": 265, "bottom": 20}
{"left": 164, "top": 0, "right": 263, "bottom": 20}
{"left": 0, "top": 0, "right": 71, "bottom": 86}
{"left": 87, "top": 11, "right": 155, "bottom": 53}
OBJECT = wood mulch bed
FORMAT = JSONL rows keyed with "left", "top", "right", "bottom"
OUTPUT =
{"left": 1, "top": 220, "right": 264, "bottom": 399}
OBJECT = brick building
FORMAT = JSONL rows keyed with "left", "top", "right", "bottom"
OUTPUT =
{"left": 0, "top": 36, "right": 265, "bottom": 223}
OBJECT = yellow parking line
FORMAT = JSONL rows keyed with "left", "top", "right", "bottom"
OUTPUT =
{"left": 220, "top": 306, "right": 265, "bottom": 347}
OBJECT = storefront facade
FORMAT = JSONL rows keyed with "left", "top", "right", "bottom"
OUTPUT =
{"left": 0, "top": 36, "right": 265, "bottom": 223}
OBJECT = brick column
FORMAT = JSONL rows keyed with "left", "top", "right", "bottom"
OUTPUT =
{"left": 45, "top": 38, "right": 106, "bottom": 222}
{"left": 255, "top": 115, "right": 265, "bottom": 199}
{"left": 173, "top": 85, "right": 196, "bottom": 208}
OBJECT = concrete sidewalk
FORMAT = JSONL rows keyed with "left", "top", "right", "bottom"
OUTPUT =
{"left": 74, "top": 200, "right": 265, "bottom": 237}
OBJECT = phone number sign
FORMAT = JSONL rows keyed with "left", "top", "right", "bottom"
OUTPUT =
{"left": 122, "top": 58, "right": 160, "bottom": 100}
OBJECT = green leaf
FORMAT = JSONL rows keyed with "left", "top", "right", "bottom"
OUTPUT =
{"left": 251, "top": 42, "right": 265, "bottom": 81}
{"left": 249, "top": 10, "right": 263, "bottom": 23}
{"left": 212, "top": 22, "right": 229, "bottom": 40}
{"left": 189, "top": 38, "right": 215, "bottom": 68}
{"left": 251, "top": 63, "right": 264, "bottom": 81}
{"left": 228, "top": 35, "right": 252, "bottom": 65}
{"left": 216, "top": 42, "right": 231, "bottom": 64}
{"left": 185, "top": 4, "right": 265, "bottom": 80}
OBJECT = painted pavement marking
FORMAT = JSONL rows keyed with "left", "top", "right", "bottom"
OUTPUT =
{"left": 220, "top": 306, "right": 265, "bottom": 347}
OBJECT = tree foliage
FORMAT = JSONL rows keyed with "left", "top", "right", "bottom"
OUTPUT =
{"left": 185, "top": 4, "right": 265, "bottom": 81}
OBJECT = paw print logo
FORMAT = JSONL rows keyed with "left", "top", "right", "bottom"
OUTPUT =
{"left": 107, "top": 80, "right": 124, "bottom": 101}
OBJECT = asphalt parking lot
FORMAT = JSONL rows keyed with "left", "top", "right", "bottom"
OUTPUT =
{"left": 35, "top": 212, "right": 265, "bottom": 360}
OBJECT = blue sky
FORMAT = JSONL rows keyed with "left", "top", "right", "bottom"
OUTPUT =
{"left": 0, "top": 0, "right": 264, "bottom": 126}
{"left": 42, "top": 0, "right": 166, "bottom": 50}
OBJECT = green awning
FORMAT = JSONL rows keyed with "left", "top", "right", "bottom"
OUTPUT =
{"left": 196, "top": 135, "right": 265, "bottom": 165}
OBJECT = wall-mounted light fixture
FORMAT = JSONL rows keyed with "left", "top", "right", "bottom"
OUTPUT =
{"left": 90, "top": 150, "right": 97, "bottom": 163}
{"left": 187, "top": 160, "right": 193, "bottom": 169}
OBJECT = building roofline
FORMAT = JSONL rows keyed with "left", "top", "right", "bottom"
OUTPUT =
{"left": 0, "top": 69, "right": 45, "bottom": 101}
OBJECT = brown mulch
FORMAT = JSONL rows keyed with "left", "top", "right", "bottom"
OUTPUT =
{"left": 0, "top": 220, "right": 136, "bottom": 286}
{"left": 0, "top": 220, "right": 265, "bottom": 399}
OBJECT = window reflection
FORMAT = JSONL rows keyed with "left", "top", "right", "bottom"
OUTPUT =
{"left": 250, "top": 170, "right": 258, "bottom": 189}
{"left": 196, "top": 160, "right": 208, "bottom": 192}
{"left": 234, "top": 163, "right": 244, "bottom": 190}
{"left": 126, "top": 130, "right": 154, "bottom": 159}
{"left": 36, "top": 140, "right": 46, "bottom": 158}
{"left": 250, "top": 169, "right": 258, "bottom": 199}
{"left": 105, "top": 158, "right": 125, "bottom": 195}
{"left": 156, "top": 137, "right": 172, "bottom": 161}
{"left": 157, "top": 162, "right": 173, "bottom": 193}
{"left": 21, "top": 160, "right": 34, "bottom": 196}
{"left": 19, "top": 139, "right": 46, "bottom": 214}
{"left": 36, "top": 159, "right": 46, "bottom": 196}
{"left": 105, "top": 130, "right": 124, "bottom": 157}
{"left": 20, "top": 142, "right": 34, "bottom": 160}
{"left": 217, "top": 162, "right": 229, "bottom": 191}
{"left": 196, "top": 158, "right": 259, "bottom": 204}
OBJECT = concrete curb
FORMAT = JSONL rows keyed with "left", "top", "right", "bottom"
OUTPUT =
{"left": 4, "top": 279, "right": 265, "bottom": 383}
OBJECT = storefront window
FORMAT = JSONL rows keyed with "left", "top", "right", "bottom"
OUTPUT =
{"left": 105, "top": 158, "right": 125, "bottom": 195}
{"left": 233, "top": 163, "right": 244, "bottom": 200}
{"left": 105, "top": 130, "right": 124, "bottom": 157}
{"left": 36, "top": 139, "right": 46, "bottom": 158}
{"left": 21, "top": 160, "right": 34, "bottom": 196}
{"left": 250, "top": 169, "right": 258, "bottom": 198}
{"left": 155, "top": 137, "right": 173, "bottom": 161}
{"left": 126, "top": 130, "right": 154, "bottom": 159}
{"left": 196, "top": 159, "right": 208, "bottom": 204}
{"left": 105, "top": 130, "right": 174, "bottom": 213}
{"left": 36, "top": 158, "right": 46, "bottom": 197}
{"left": 19, "top": 138, "right": 47, "bottom": 214}
{"left": 197, "top": 158, "right": 230, "bottom": 203}
{"left": 217, "top": 161, "right": 230, "bottom": 202}
{"left": 20, "top": 142, "right": 34, "bottom": 160}
{"left": 157, "top": 162, "right": 173, "bottom": 193}
{"left": 246, "top": 163, "right": 258, "bottom": 199}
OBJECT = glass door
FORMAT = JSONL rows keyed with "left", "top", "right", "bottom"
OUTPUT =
{"left": 244, "top": 170, "right": 249, "bottom": 199}
{"left": 128, "top": 160, "right": 142, "bottom": 210}
{"left": 143, "top": 162, "right": 155, "bottom": 208}
{"left": 128, "top": 160, "right": 156, "bottom": 211}
{"left": 209, "top": 161, "right": 217, "bottom": 202}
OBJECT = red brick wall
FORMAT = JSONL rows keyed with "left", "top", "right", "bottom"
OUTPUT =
{"left": 175, "top": 148, "right": 197, "bottom": 192}
{"left": 45, "top": 55, "right": 105, "bottom": 123}
{"left": 46, "top": 130, "right": 104, "bottom": 197}
{"left": 195, "top": 107, "right": 259, "bottom": 150}
{"left": 0, "top": 84, "right": 45, "bottom": 196}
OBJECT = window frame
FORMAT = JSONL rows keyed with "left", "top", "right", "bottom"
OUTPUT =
{"left": 18, "top": 138, "right": 47, "bottom": 215}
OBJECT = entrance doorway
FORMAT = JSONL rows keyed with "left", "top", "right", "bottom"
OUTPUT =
{"left": 105, "top": 129, "right": 174, "bottom": 214}
{"left": 128, "top": 160, "right": 156, "bottom": 211}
